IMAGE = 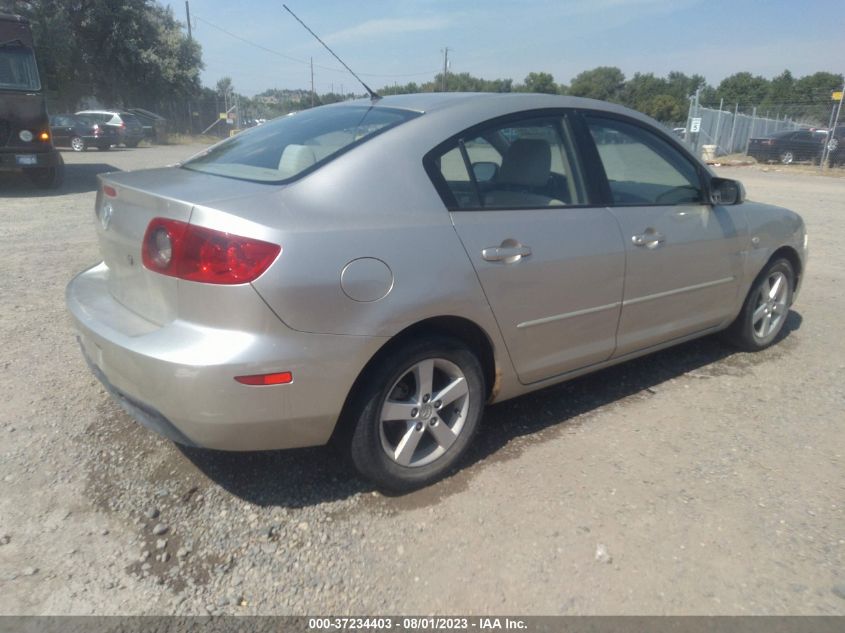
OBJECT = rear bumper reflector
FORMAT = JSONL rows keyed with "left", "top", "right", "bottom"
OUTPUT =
{"left": 235, "top": 372, "right": 293, "bottom": 386}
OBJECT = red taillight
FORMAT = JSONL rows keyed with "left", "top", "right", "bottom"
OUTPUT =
{"left": 103, "top": 185, "right": 117, "bottom": 197}
{"left": 234, "top": 372, "right": 293, "bottom": 386}
{"left": 141, "top": 218, "right": 281, "bottom": 284}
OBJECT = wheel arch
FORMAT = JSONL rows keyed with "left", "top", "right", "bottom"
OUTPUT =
{"left": 768, "top": 245, "right": 802, "bottom": 294}
{"left": 330, "top": 315, "right": 499, "bottom": 446}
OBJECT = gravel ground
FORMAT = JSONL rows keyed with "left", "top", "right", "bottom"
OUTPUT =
{"left": 1, "top": 146, "right": 843, "bottom": 615}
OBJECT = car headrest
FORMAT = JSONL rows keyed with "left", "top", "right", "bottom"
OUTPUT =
{"left": 498, "top": 139, "right": 551, "bottom": 187}
{"left": 278, "top": 144, "right": 317, "bottom": 177}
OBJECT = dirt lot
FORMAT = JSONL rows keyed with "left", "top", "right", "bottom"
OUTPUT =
{"left": 1, "top": 146, "right": 843, "bottom": 615}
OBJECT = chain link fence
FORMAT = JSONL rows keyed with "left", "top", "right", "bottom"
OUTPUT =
{"left": 672, "top": 106, "right": 803, "bottom": 157}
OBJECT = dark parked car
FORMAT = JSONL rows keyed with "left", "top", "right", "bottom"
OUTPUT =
{"left": 747, "top": 129, "right": 823, "bottom": 165}
{"left": 75, "top": 110, "right": 145, "bottom": 147}
{"left": 49, "top": 113, "right": 118, "bottom": 151}
{"left": 126, "top": 108, "right": 167, "bottom": 143}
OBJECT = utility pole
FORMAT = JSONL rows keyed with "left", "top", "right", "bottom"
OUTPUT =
{"left": 441, "top": 47, "right": 449, "bottom": 92}
{"left": 310, "top": 57, "right": 315, "bottom": 107}
{"left": 185, "top": 1, "right": 192, "bottom": 40}
{"left": 821, "top": 83, "right": 844, "bottom": 170}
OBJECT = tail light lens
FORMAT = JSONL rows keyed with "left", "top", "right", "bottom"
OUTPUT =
{"left": 142, "top": 218, "right": 281, "bottom": 284}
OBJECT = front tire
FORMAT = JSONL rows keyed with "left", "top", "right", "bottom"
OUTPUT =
{"left": 779, "top": 151, "right": 794, "bottom": 165}
{"left": 348, "top": 337, "right": 484, "bottom": 492}
{"left": 725, "top": 258, "right": 794, "bottom": 351}
{"left": 70, "top": 136, "right": 86, "bottom": 152}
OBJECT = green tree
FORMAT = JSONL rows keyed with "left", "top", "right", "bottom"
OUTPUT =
{"left": 643, "top": 94, "right": 683, "bottom": 121}
{"left": 568, "top": 66, "right": 625, "bottom": 102}
{"left": 793, "top": 71, "right": 844, "bottom": 123}
{"left": 715, "top": 72, "right": 769, "bottom": 108}
{"left": 15, "top": 0, "right": 203, "bottom": 111}
{"left": 520, "top": 71, "right": 558, "bottom": 94}
{"left": 763, "top": 69, "right": 796, "bottom": 112}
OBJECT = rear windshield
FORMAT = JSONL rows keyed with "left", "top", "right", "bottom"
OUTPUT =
{"left": 0, "top": 43, "right": 41, "bottom": 91}
{"left": 182, "top": 105, "right": 419, "bottom": 183}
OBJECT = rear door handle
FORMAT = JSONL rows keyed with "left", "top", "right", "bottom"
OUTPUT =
{"left": 632, "top": 230, "right": 665, "bottom": 249}
{"left": 482, "top": 245, "right": 532, "bottom": 263}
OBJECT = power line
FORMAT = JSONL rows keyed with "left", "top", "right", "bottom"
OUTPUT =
{"left": 192, "top": 14, "right": 439, "bottom": 79}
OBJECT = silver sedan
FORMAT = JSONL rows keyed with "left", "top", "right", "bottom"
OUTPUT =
{"left": 67, "top": 94, "right": 807, "bottom": 491}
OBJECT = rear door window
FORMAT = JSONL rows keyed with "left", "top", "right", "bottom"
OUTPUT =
{"left": 428, "top": 114, "right": 587, "bottom": 209}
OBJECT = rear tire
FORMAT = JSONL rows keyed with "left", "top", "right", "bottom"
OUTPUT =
{"left": 779, "top": 151, "right": 794, "bottom": 165}
{"left": 97, "top": 144, "right": 111, "bottom": 151}
{"left": 126, "top": 141, "right": 139, "bottom": 148}
{"left": 724, "top": 258, "right": 794, "bottom": 351}
{"left": 348, "top": 337, "right": 484, "bottom": 492}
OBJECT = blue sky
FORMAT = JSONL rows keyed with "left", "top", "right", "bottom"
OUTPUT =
{"left": 164, "top": 0, "right": 845, "bottom": 96}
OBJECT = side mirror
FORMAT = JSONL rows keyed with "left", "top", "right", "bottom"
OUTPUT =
{"left": 472, "top": 161, "right": 498, "bottom": 183}
{"left": 710, "top": 177, "right": 745, "bottom": 205}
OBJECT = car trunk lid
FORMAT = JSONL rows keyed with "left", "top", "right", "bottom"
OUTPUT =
{"left": 95, "top": 167, "right": 278, "bottom": 325}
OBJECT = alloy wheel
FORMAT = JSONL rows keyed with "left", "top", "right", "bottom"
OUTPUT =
{"left": 378, "top": 358, "right": 470, "bottom": 468}
{"left": 752, "top": 271, "right": 788, "bottom": 340}
{"left": 70, "top": 137, "right": 85, "bottom": 152}
{"left": 780, "top": 151, "right": 794, "bottom": 165}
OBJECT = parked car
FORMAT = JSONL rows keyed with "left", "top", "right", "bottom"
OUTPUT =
{"left": 746, "top": 129, "right": 822, "bottom": 164}
{"left": 49, "top": 113, "right": 118, "bottom": 151}
{"left": 126, "top": 107, "right": 167, "bottom": 143}
{"left": 75, "top": 110, "right": 145, "bottom": 147}
{"left": 66, "top": 94, "right": 807, "bottom": 491}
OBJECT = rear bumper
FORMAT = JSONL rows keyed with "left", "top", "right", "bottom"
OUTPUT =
{"left": 67, "top": 263, "right": 386, "bottom": 451}
{"left": 0, "top": 148, "right": 60, "bottom": 171}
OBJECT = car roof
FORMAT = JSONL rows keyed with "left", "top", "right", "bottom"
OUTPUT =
{"left": 323, "top": 92, "right": 668, "bottom": 139}
{"left": 76, "top": 110, "right": 120, "bottom": 115}
{"left": 335, "top": 92, "right": 634, "bottom": 116}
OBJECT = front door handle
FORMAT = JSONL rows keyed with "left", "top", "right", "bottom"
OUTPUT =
{"left": 632, "top": 229, "right": 665, "bottom": 249}
{"left": 482, "top": 244, "right": 532, "bottom": 263}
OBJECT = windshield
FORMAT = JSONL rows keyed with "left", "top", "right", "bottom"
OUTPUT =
{"left": 0, "top": 44, "right": 41, "bottom": 91}
{"left": 182, "top": 105, "right": 419, "bottom": 183}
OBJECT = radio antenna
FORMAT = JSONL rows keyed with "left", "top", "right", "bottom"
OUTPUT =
{"left": 282, "top": 4, "right": 380, "bottom": 101}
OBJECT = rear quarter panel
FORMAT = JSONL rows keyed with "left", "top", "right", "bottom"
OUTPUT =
{"left": 238, "top": 122, "right": 502, "bottom": 341}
